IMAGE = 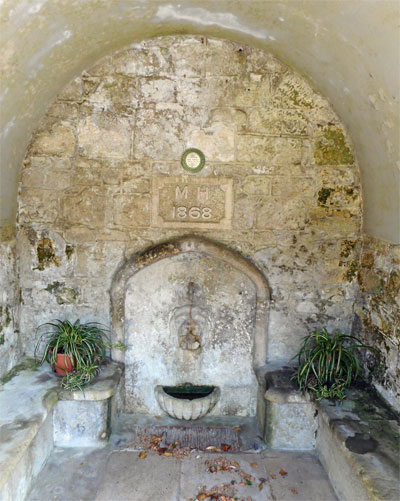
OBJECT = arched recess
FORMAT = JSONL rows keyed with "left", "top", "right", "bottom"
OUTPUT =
{"left": 110, "top": 236, "right": 270, "bottom": 370}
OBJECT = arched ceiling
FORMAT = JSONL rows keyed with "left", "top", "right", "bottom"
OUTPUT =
{"left": 1, "top": 0, "right": 399, "bottom": 242}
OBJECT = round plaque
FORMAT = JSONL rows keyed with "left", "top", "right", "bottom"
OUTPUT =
{"left": 181, "top": 148, "right": 205, "bottom": 173}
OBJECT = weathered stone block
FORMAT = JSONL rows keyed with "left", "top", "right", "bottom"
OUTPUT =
{"left": 46, "top": 101, "right": 78, "bottom": 121}
{"left": 237, "top": 135, "right": 303, "bottom": 165}
{"left": 84, "top": 76, "right": 142, "bottom": 110}
{"left": 168, "top": 36, "right": 207, "bottom": 77}
{"left": 18, "top": 188, "right": 60, "bottom": 225}
{"left": 78, "top": 112, "right": 132, "bottom": 159}
{"left": 241, "top": 176, "right": 271, "bottom": 196}
{"left": 313, "top": 125, "right": 354, "bottom": 165}
{"left": 21, "top": 166, "right": 70, "bottom": 191}
{"left": 113, "top": 194, "right": 151, "bottom": 228}
{"left": 271, "top": 177, "right": 314, "bottom": 198}
{"left": 205, "top": 38, "right": 246, "bottom": 76}
{"left": 271, "top": 72, "right": 328, "bottom": 110}
{"left": 247, "top": 108, "right": 308, "bottom": 136}
{"left": 246, "top": 51, "right": 286, "bottom": 74}
{"left": 256, "top": 198, "right": 308, "bottom": 230}
{"left": 29, "top": 123, "right": 76, "bottom": 157}
{"left": 133, "top": 108, "right": 188, "bottom": 160}
{"left": 141, "top": 77, "right": 176, "bottom": 104}
{"left": 112, "top": 47, "right": 158, "bottom": 76}
{"left": 175, "top": 78, "right": 205, "bottom": 107}
{"left": 188, "top": 122, "right": 235, "bottom": 162}
{"left": 232, "top": 195, "right": 258, "bottom": 230}
{"left": 309, "top": 209, "right": 360, "bottom": 237}
{"left": 62, "top": 187, "right": 106, "bottom": 228}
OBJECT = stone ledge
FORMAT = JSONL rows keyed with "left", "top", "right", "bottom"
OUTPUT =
{"left": 0, "top": 364, "right": 60, "bottom": 498}
{"left": 58, "top": 361, "right": 123, "bottom": 401}
{"left": 316, "top": 387, "right": 400, "bottom": 501}
{"left": 262, "top": 364, "right": 317, "bottom": 450}
{"left": 263, "top": 364, "right": 311, "bottom": 404}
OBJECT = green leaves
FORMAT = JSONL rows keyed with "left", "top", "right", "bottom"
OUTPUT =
{"left": 292, "top": 328, "right": 376, "bottom": 401}
{"left": 34, "top": 319, "right": 111, "bottom": 391}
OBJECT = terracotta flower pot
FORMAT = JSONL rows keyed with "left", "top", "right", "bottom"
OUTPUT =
{"left": 51, "top": 351, "right": 75, "bottom": 375}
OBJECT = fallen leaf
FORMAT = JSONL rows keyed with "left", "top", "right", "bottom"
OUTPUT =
{"left": 138, "top": 451, "right": 147, "bottom": 459}
{"left": 230, "top": 461, "right": 240, "bottom": 469}
{"left": 290, "top": 488, "right": 298, "bottom": 494}
{"left": 258, "top": 482, "right": 264, "bottom": 491}
{"left": 233, "top": 426, "right": 241, "bottom": 432}
{"left": 196, "top": 494, "right": 208, "bottom": 501}
{"left": 259, "top": 477, "right": 267, "bottom": 483}
{"left": 245, "top": 478, "right": 252, "bottom": 486}
{"left": 157, "top": 447, "right": 167, "bottom": 455}
{"left": 250, "top": 462, "right": 258, "bottom": 468}
{"left": 269, "top": 473, "right": 276, "bottom": 479}
{"left": 164, "top": 451, "right": 172, "bottom": 457}
{"left": 206, "top": 446, "right": 219, "bottom": 452}
{"left": 279, "top": 469, "right": 288, "bottom": 477}
{"left": 221, "top": 444, "right": 231, "bottom": 451}
{"left": 155, "top": 415, "right": 162, "bottom": 420}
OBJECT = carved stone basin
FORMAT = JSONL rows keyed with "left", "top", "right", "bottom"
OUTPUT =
{"left": 155, "top": 384, "right": 220, "bottom": 420}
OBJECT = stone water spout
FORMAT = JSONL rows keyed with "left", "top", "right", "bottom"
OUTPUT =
{"left": 169, "top": 281, "right": 210, "bottom": 352}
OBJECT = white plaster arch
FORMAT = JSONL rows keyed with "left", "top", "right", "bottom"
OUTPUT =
{"left": 1, "top": 1, "right": 399, "bottom": 242}
{"left": 110, "top": 236, "right": 270, "bottom": 369}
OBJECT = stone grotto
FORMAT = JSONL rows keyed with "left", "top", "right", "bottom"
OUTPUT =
{"left": 0, "top": 2, "right": 399, "bottom": 501}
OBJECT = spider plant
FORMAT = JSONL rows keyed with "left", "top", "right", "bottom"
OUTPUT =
{"left": 35, "top": 319, "right": 109, "bottom": 369}
{"left": 34, "top": 319, "right": 111, "bottom": 390}
{"left": 61, "top": 363, "right": 101, "bottom": 392}
{"left": 292, "top": 328, "right": 376, "bottom": 401}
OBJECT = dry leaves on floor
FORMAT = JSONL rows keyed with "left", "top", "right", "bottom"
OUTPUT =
{"left": 195, "top": 482, "right": 253, "bottom": 501}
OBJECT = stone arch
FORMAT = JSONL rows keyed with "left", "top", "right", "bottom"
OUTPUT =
{"left": 110, "top": 236, "right": 270, "bottom": 370}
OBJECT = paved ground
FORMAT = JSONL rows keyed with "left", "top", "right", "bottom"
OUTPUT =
{"left": 27, "top": 447, "right": 337, "bottom": 501}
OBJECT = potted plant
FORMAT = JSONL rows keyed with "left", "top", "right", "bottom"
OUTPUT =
{"left": 292, "top": 328, "right": 376, "bottom": 401}
{"left": 34, "top": 319, "right": 111, "bottom": 391}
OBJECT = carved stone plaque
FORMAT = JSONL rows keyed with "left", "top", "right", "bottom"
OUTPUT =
{"left": 152, "top": 176, "right": 233, "bottom": 229}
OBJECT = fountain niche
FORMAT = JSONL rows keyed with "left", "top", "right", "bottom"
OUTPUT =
{"left": 110, "top": 237, "right": 269, "bottom": 420}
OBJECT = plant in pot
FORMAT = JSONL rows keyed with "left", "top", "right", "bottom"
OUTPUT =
{"left": 34, "top": 319, "right": 111, "bottom": 391}
{"left": 292, "top": 328, "right": 377, "bottom": 402}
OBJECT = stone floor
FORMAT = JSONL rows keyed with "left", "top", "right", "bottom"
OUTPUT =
{"left": 27, "top": 447, "right": 337, "bottom": 501}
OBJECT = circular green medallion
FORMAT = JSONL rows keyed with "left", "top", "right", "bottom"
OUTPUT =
{"left": 181, "top": 148, "right": 205, "bottom": 173}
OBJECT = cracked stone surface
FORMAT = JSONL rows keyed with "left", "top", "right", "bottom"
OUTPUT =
{"left": 27, "top": 447, "right": 337, "bottom": 501}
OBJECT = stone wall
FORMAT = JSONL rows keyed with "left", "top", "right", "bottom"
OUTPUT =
{"left": 354, "top": 236, "right": 400, "bottom": 411}
{"left": 17, "top": 36, "right": 362, "bottom": 367}
{"left": 0, "top": 226, "right": 21, "bottom": 379}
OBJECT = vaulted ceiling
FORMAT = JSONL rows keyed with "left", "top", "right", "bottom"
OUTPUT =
{"left": 1, "top": 0, "right": 399, "bottom": 242}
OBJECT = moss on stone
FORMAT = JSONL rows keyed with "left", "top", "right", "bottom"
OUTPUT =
{"left": 343, "top": 260, "right": 359, "bottom": 282}
{"left": 34, "top": 237, "right": 61, "bottom": 271}
{"left": 387, "top": 270, "right": 400, "bottom": 303}
{"left": 45, "top": 281, "right": 79, "bottom": 305}
{"left": 4, "top": 305, "right": 11, "bottom": 327}
{"left": 340, "top": 239, "right": 356, "bottom": 258}
{"left": 0, "top": 334, "right": 4, "bottom": 345}
{"left": 361, "top": 250, "right": 374, "bottom": 269}
{"left": 1, "top": 358, "right": 38, "bottom": 384}
{"left": 314, "top": 126, "right": 354, "bottom": 165}
{"left": 317, "top": 187, "right": 335, "bottom": 207}
{"left": 65, "top": 244, "right": 74, "bottom": 260}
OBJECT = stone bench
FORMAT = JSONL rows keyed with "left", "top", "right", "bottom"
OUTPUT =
{"left": 0, "top": 360, "right": 122, "bottom": 501}
{"left": 316, "top": 388, "right": 400, "bottom": 501}
{"left": 262, "top": 365, "right": 400, "bottom": 501}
